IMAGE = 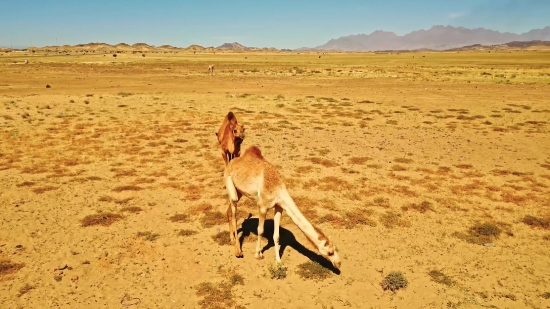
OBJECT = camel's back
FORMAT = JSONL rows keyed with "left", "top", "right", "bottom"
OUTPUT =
{"left": 228, "top": 146, "right": 284, "bottom": 194}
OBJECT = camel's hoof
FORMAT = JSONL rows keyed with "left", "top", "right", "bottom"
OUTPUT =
{"left": 235, "top": 251, "right": 243, "bottom": 258}
{"left": 230, "top": 240, "right": 235, "bottom": 245}
{"left": 254, "top": 253, "right": 264, "bottom": 260}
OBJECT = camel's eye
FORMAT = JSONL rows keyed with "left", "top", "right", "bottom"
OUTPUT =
{"left": 233, "top": 129, "right": 237, "bottom": 133}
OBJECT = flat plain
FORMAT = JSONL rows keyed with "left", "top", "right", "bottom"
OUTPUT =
{"left": 1, "top": 49, "right": 550, "bottom": 309}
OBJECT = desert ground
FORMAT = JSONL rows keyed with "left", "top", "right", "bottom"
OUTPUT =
{"left": 1, "top": 50, "right": 550, "bottom": 309}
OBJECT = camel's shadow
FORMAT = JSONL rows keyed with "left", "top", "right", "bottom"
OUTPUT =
{"left": 237, "top": 215, "right": 340, "bottom": 275}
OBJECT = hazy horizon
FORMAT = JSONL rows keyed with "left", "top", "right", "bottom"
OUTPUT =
{"left": 2, "top": 0, "right": 549, "bottom": 49}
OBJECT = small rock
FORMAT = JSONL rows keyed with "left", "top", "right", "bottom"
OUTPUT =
{"left": 71, "top": 275, "right": 79, "bottom": 282}
{"left": 46, "top": 84, "right": 51, "bottom": 88}
{"left": 54, "top": 275, "right": 62, "bottom": 282}
{"left": 15, "top": 245, "right": 23, "bottom": 249}
{"left": 58, "top": 264, "right": 68, "bottom": 270}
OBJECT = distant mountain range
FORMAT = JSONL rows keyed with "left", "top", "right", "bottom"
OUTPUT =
{"left": 310, "top": 25, "right": 550, "bottom": 51}
{"left": 2, "top": 25, "right": 550, "bottom": 53}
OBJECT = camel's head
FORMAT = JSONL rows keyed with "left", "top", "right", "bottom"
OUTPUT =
{"left": 319, "top": 238, "right": 341, "bottom": 270}
{"left": 232, "top": 124, "right": 245, "bottom": 141}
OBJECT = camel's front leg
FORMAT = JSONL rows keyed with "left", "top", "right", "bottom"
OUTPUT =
{"left": 273, "top": 205, "right": 283, "bottom": 263}
{"left": 225, "top": 176, "right": 242, "bottom": 257}
{"left": 255, "top": 208, "right": 267, "bottom": 260}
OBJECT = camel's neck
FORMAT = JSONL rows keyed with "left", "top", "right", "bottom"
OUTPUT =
{"left": 279, "top": 189, "right": 325, "bottom": 248}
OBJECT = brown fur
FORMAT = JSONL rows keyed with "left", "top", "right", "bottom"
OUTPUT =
{"left": 216, "top": 112, "right": 245, "bottom": 166}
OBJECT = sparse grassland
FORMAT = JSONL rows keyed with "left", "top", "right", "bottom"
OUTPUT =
{"left": 1, "top": 50, "right": 549, "bottom": 308}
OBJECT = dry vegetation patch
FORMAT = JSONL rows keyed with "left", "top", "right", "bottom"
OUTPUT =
{"left": 169, "top": 213, "right": 190, "bottom": 223}
{"left": 0, "top": 259, "right": 25, "bottom": 278}
{"left": 211, "top": 231, "right": 231, "bottom": 245}
{"left": 178, "top": 229, "right": 198, "bottom": 237}
{"left": 81, "top": 213, "right": 123, "bottom": 227}
{"left": 522, "top": 215, "right": 550, "bottom": 230}
{"left": 296, "top": 261, "right": 332, "bottom": 281}
{"left": 428, "top": 270, "right": 456, "bottom": 286}
{"left": 200, "top": 211, "right": 226, "bottom": 228}
{"left": 380, "top": 211, "right": 411, "bottom": 228}
{"left": 453, "top": 222, "right": 502, "bottom": 245}
{"left": 380, "top": 271, "right": 408, "bottom": 292}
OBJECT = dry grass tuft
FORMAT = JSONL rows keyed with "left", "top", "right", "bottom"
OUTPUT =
{"left": 137, "top": 231, "right": 160, "bottom": 241}
{"left": 522, "top": 215, "right": 550, "bottom": 230}
{"left": 402, "top": 201, "right": 434, "bottom": 213}
{"left": 169, "top": 213, "right": 190, "bottom": 223}
{"left": 211, "top": 231, "right": 231, "bottom": 245}
{"left": 295, "top": 165, "right": 315, "bottom": 174}
{"left": 81, "top": 212, "right": 123, "bottom": 227}
{"left": 394, "top": 158, "right": 414, "bottom": 164}
{"left": 201, "top": 211, "right": 226, "bottom": 228}
{"left": 0, "top": 259, "right": 25, "bottom": 278}
{"left": 32, "top": 186, "right": 58, "bottom": 194}
{"left": 178, "top": 229, "right": 198, "bottom": 237}
{"left": 371, "top": 197, "right": 391, "bottom": 208}
{"left": 120, "top": 206, "right": 142, "bottom": 213}
{"left": 112, "top": 185, "right": 143, "bottom": 192}
{"left": 268, "top": 263, "right": 288, "bottom": 280}
{"left": 317, "top": 209, "right": 376, "bottom": 229}
{"left": 17, "top": 283, "right": 35, "bottom": 297}
{"left": 380, "top": 271, "right": 408, "bottom": 292}
{"left": 391, "top": 165, "right": 408, "bottom": 171}
{"left": 453, "top": 222, "right": 501, "bottom": 245}
{"left": 380, "top": 211, "right": 411, "bottom": 228}
{"left": 348, "top": 157, "right": 372, "bottom": 165}
{"left": 195, "top": 280, "right": 243, "bottom": 309}
{"left": 296, "top": 261, "right": 332, "bottom": 281}
{"left": 186, "top": 202, "right": 214, "bottom": 216}
{"left": 429, "top": 270, "right": 455, "bottom": 286}
{"left": 16, "top": 181, "right": 36, "bottom": 187}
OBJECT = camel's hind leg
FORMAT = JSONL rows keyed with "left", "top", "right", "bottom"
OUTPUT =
{"left": 255, "top": 207, "right": 267, "bottom": 260}
{"left": 225, "top": 175, "right": 243, "bottom": 257}
{"left": 273, "top": 205, "right": 283, "bottom": 263}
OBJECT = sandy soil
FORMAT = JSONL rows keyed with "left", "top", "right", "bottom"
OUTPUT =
{"left": 1, "top": 51, "right": 550, "bottom": 309}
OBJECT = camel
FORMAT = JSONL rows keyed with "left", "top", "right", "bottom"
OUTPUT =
{"left": 208, "top": 64, "right": 214, "bottom": 75}
{"left": 224, "top": 145, "right": 341, "bottom": 269}
{"left": 216, "top": 112, "right": 245, "bottom": 166}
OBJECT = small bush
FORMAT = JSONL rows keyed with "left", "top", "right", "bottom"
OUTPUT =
{"left": 296, "top": 261, "right": 332, "bottom": 281}
{"left": 541, "top": 292, "right": 550, "bottom": 299}
{"left": 268, "top": 262, "right": 288, "bottom": 280}
{"left": 380, "top": 271, "right": 408, "bottom": 292}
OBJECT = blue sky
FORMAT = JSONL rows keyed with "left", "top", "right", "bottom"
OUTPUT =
{"left": 1, "top": 0, "right": 549, "bottom": 49}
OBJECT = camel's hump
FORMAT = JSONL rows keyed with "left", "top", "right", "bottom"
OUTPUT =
{"left": 243, "top": 145, "right": 263, "bottom": 159}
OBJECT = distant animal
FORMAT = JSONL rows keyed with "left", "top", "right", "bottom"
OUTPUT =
{"left": 208, "top": 64, "right": 215, "bottom": 75}
{"left": 142, "top": 54, "right": 145, "bottom": 57}
{"left": 113, "top": 54, "right": 117, "bottom": 58}
{"left": 216, "top": 111, "right": 245, "bottom": 166}
{"left": 24, "top": 60, "right": 28, "bottom": 64}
